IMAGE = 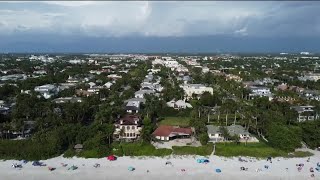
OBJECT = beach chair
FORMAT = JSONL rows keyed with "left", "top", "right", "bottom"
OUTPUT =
{"left": 93, "top": 163, "right": 100, "bottom": 168}
{"left": 48, "top": 167, "right": 56, "bottom": 171}
{"left": 68, "top": 165, "right": 78, "bottom": 170}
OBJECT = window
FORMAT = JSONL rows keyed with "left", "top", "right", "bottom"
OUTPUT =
{"left": 132, "top": 126, "right": 135, "bottom": 130}
{"left": 127, "top": 126, "right": 130, "bottom": 130}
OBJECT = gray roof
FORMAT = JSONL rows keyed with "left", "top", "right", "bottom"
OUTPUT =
{"left": 227, "top": 125, "right": 249, "bottom": 136}
{"left": 206, "top": 125, "right": 249, "bottom": 136}
{"left": 135, "top": 90, "right": 154, "bottom": 95}
{"left": 206, "top": 125, "right": 220, "bottom": 134}
{"left": 74, "top": 144, "right": 83, "bottom": 149}
{"left": 291, "top": 105, "right": 314, "bottom": 113}
{"left": 124, "top": 98, "right": 146, "bottom": 104}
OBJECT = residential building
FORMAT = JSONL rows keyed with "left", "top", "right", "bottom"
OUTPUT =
{"left": 298, "top": 73, "right": 320, "bottom": 82}
{"left": 76, "top": 89, "right": 95, "bottom": 97}
{"left": 0, "top": 100, "right": 10, "bottom": 115}
{"left": 300, "top": 90, "right": 320, "bottom": 101}
{"left": 0, "top": 74, "right": 27, "bottom": 81}
{"left": 291, "top": 105, "right": 318, "bottom": 122}
{"left": 206, "top": 125, "right": 258, "bottom": 143}
{"left": 248, "top": 86, "right": 273, "bottom": 100}
{"left": 113, "top": 115, "right": 142, "bottom": 141}
{"left": 104, "top": 82, "right": 113, "bottom": 89}
{"left": 202, "top": 67, "right": 210, "bottom": 73}
{"left": 180, "top": 84, "right": 213, "bottom": 98}
{"left": 34, "top": 84, "right": 59, "bottom": 99}
{"left": 152, "top": 125, "right": 193, "bottom": 141}
{"left": 164, "top": 60, "right": 179, "bottom": 70}
{"left": 53, "top": 97, "right": 83, "bottom": 104}
{"left": 134, "top": 89, "right": 155, "bottom": 99}
{"left": 123, "top": 98, "right": 145, "bottom": 114}
{"left": 166, "top": 99, "right": 193, "bottom": 109}
{"left": 225, "top": 74, "right": 242, "bottom": 82}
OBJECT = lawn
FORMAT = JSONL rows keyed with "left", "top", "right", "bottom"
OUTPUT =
{"left": 215, "top": 142, "right": 313, "bottom": 158}
{"left": 158, "top": 117, "right": 190, "bottom": 127}
{"left": 112, "top": 142, "right": 172, "bottom": 157}
{"left": 172, "top": 143, "right": 214, "bottom": 156}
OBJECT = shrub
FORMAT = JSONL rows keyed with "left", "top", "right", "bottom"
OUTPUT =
{"left": 0, "top": 140, "right": 60, "bottom": 160}
{"left": 199, "top": 133, "right": 209, "bottom": 145}
{"left": 63, "top": 149, "right": 76, "bottom": 158}
{"left": 267, "top": 125, "right": 302, "bottom": 152}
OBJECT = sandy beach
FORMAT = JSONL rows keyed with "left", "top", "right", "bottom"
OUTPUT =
{"left": 1, "top": 149, "right": 320, "bottom": 180}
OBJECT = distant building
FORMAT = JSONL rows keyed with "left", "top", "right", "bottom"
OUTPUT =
{"left": 248, "top": 86, "right": 273, "bottom": 100}
{"left": 53, "top": 97, "right": 82, "bottom": 104}
{"left": 291, "top": 105, "right": 318, "bottom": 122}
{"left": 225, "top": 74, "right": 242, "bottom": 82}
{"left": 180, "top": 84, "right": 213, "bottom": 98}
{"left": 124, "top": 98, "right": 145, "bottom": 114}
{"left": 134, "top": 89, "right": 155, "bottom": 99}
{"left": 300, "top": 90, "right": 320, "bottom": 101}
{"left": 0, "top": 74, "right": 27, "bottom": 81}
{"left": 166, "top": 99, "right": 193, "bottom": 109}
{"left": 298, "top": 73, "right": 320, "bottom": 82}
{"left": 34, "top": 84, "right": 59, "bottom": 99}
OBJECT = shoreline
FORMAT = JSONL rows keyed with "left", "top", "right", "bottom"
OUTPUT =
{"left": 1, "top": 150, "right": 319, "bottom": 180}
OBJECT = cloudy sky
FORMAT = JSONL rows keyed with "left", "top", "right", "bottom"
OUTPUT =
{"left": 0, "top": 1, "right": 319, "bottom": 53}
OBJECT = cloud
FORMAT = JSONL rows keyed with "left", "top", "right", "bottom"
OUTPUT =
{"left": 0, "top": 1, "right": 319, "bottom": 38}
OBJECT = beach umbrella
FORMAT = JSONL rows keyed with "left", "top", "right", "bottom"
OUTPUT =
{"left": 215, "top": 169, "right": 221, "bottom": 173}
{"left": 128, "top": 166, "right": 135, "bottom": 171}
{"left": 107, "top": 155, "right": 117, "bottom": 161}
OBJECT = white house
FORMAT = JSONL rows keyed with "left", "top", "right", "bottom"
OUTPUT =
{"left": 180, "top": 84, "right": 213, "bottom": 98}
{"left": 34, "top": 84, "right": 59, "bottom": 99}
{"left": 164, "top": 60, "right": 179, "bottom": 70}
{"left": 298, "top": 73, "right": 320, "bottom": 82}
{"left": 104, "top": 82, "right": 113, "bottom": 89}
{"left": 152, "top": 59, "right": 164, "bottom": 66}
{"left": 53, "top": 97, "right": 82, "bottom": 104}
{"left": 166, "top": 99, "right": 193, "bottom": 109}
{"left": 134, "top": 89, "right": 155, "bottom": 99}
{"left": 248, "top": 86, "right": 273, "bottom": 100}
{"left": 291, "top": 105, "right": 318, "bottom": 122}
{"left": 202, "top": 67, "right": 210, "bottom": 73}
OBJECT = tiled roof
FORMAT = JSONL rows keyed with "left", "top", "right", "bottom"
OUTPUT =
{"left": 152, "top": 125, "right": 192, "bottom": 137}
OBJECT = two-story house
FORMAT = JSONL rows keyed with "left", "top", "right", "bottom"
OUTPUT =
{"left": 113, "top": 115, "right": 142, "bottom": 141}
{"left": 248, "top": 86, "right": 273, "bottom": 100}
{"left": 291, "top": 105, "right": 318, "bottom": 122}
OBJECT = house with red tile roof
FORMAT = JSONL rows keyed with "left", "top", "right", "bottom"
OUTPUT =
{"left": 152, "top": 125, "right": 193, "bottom": 141}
